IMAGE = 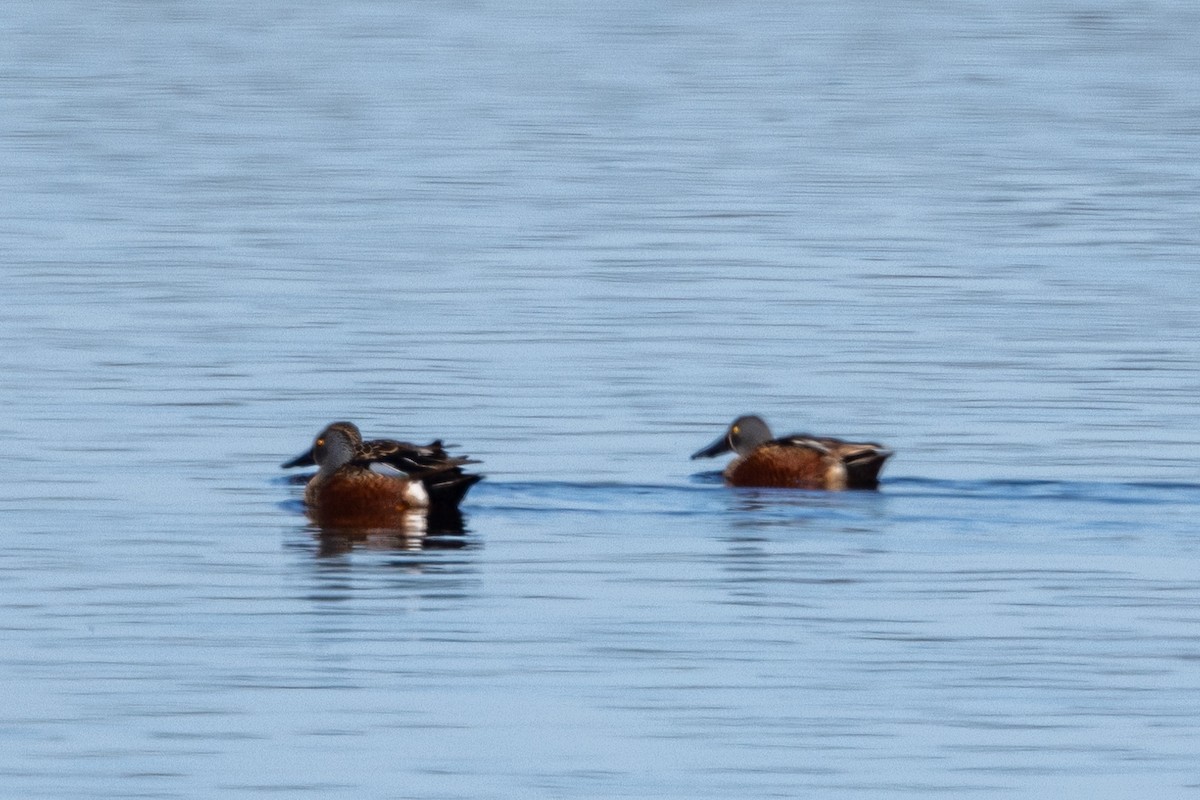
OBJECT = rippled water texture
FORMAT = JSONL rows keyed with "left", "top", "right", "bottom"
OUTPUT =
{"left": 4, "top": 2, "right": 1200, "bottom": 797}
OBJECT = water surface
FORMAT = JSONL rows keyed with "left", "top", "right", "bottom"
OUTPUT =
{"left": 4, "top": 2, "right": 1200, "bottom": 797}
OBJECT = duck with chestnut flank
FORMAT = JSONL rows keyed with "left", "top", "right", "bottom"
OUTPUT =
{"left": 691, "top": 414, "right": 891, "bottom": 490}
{"left": 289, "top": 422, "right": 483, "bottom": 525}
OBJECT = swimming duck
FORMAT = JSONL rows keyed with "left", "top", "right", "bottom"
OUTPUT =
{"left": 691, "top": 414, "right": 891, "bottom": 490}
{"left": 294, "top": 422, "right": 482, "bottom": 527}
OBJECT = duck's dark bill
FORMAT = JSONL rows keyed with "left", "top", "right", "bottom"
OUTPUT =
{"left": 281, "top": 449, "right": 316, "bottom": 468}
{"left": 691, "top": 434, "right": 732, "bottom": 460}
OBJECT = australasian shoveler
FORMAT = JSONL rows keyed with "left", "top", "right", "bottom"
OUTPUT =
{"left": 691, "top": 414, "right": 891, "bottom": 490}
{"left": 289, "top": 421, "right": 483, "bottom": 527}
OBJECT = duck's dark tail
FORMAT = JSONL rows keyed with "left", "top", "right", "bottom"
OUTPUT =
{"left": 422, "top": 471, "right": 484, "bottom": 510}
{"left": 843, "top": 447, "right": 892, "bottom": 489}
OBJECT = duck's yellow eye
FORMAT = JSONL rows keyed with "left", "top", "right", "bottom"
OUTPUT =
{"left": 731, "top": 426, "right": 739, "bottom": 435}
{"left": 316, "top": 438, "right": 325, "bottom": 447}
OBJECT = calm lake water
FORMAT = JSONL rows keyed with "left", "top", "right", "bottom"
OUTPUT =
{"left": 4, "top": 1, "right": 1200, "bottom": 797}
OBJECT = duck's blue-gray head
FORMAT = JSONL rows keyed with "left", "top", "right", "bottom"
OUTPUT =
{"left": 691, "top": 414, "right": 774, "bottom": 459}
{"left": 283, "top": 421, "right": 362, "bottom": 468}
{"left": 311, "top": 423, "right": 360, "bottom": 473}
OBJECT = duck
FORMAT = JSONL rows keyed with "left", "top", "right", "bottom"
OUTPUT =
{"left": 691, "top": 414, "right": 891, "bottom": 490}
{"left": 284, "top": 421, "right": 482, "bottom": 510}
{"left": 294, "top": 422, "right": 482, "bottom": 527}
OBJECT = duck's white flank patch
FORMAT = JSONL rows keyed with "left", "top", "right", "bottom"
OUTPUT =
{"left": 402, "top": 479, "right": 430, "bottom": 508}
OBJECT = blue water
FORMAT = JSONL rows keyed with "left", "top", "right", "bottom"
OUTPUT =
{"left": 4, "top": 2, "right": 1200, "bottom": 797}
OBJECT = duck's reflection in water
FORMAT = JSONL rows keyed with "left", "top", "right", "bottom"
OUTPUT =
{"left": 308, "top": 507, "right": 472, "bottom": 557}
